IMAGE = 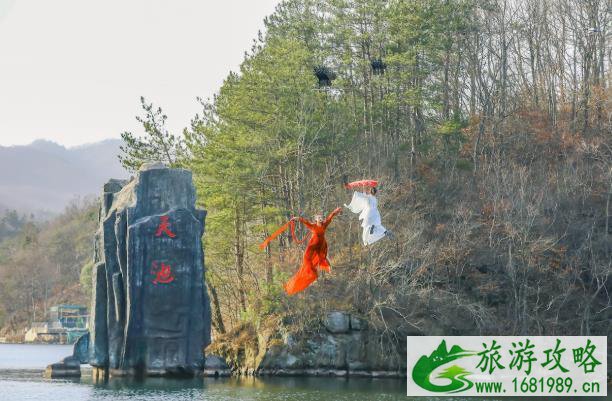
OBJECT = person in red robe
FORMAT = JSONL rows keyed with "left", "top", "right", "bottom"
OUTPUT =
{"left": 284, "top": 207, "right": 342, "bottom": 295}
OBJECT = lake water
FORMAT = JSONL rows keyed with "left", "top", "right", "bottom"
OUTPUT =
{"left": 0, "top": 344, "right": 608, "bottom": 401}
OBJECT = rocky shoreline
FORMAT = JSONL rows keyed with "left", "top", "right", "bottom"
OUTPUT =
{"left": 203, "top": 356, "right": 405, "bottom": 378}
{"left": 205, "top": 311, "right": 407, "bottom": 379}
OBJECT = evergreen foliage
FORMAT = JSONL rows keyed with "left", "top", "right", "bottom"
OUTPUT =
{"left": 120, "top": 0, "right": 610, "bottom": 337}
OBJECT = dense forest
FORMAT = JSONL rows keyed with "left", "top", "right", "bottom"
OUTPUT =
{"left": 0, "top": 0, "right": 609, "bottom": 346}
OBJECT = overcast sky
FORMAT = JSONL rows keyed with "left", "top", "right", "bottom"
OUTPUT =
{"left": 0, "top": 0, "right": 280, "bottom": 147}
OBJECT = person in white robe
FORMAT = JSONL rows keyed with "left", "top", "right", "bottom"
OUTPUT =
{"left": 344, "top": 187, "right": 388, "bottom": 246}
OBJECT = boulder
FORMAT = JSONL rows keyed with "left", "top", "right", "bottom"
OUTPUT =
{"left": 350, "top": 315, "right": 366, "bottom": 331}
{"left": 44, "top": 356, "right": 81, "bottom": 378}
{"left": 72, "top": 332, "right": 89, "bottom": 364}
{"left": 323, "top": 311, "right": 350, "bottom": 334}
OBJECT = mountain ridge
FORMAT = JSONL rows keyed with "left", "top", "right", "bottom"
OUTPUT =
{"left": 0, "top": 138, "right": 129, "bottom": 215}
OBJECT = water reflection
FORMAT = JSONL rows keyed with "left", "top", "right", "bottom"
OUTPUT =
{"left": 0, "top": 370, "right": 608, "bottom": 401}
{"left": 216, "top": 376, "right": 404, "bottom": 394}
{"left": 91, "top": 375, "right": 204, "bottom": 391}
{"left": 84, "top": 375, "right": 405, "bottom": 401}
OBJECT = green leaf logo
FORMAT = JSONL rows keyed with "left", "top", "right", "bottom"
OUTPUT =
{"left": 412, "top": 340, "right": 476, "bottom": 393}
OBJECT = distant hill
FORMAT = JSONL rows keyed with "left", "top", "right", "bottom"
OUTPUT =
{"left": 0, "top": 139, "right": 129, "bottom": 215}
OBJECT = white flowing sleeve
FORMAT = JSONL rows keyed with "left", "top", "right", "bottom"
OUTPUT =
{"left": 344, "top": 191, "right": 366, "bottom": 214}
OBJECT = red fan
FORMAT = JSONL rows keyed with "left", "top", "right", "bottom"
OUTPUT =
{"left": 344, "top": 179, "right": 378, "bottom": 190}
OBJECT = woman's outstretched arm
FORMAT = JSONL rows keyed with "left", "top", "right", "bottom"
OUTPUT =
{"left": 298, "top": 216, "right": 316, "bottom": 230}
{"left": 323, "top": 207, "right": 342, "bottom": 227}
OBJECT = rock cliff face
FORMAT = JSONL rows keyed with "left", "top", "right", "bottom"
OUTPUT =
{"left": 208, "top": 311, "right": 406, "bottom": 378}
{"left": 89, "top": 164, "right": 211, "bottom": 377}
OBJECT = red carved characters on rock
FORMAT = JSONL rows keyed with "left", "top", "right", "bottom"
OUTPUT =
{"left": 155, "top": 215, "right": 176, "bottom": 238}
{"left": 152, "top": 215, "right": 177, "bottom": 284}
{"left": 151, "top": 261, "right": 175, "bottom": 285}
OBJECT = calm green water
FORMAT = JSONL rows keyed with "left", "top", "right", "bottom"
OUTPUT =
{"left": 0, "top": 344, "right": 608, "bottom": 401}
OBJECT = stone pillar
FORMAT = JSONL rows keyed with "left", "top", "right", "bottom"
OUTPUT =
{"left": 88, "top": 163, "right": 211, "bottom": 377}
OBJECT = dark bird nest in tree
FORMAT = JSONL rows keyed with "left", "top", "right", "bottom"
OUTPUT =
{"left": 314, "top": 65, "right": 337, "bottom": 87}
{"left": 371, "top": 59, "right": 386, "bottom": 75}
